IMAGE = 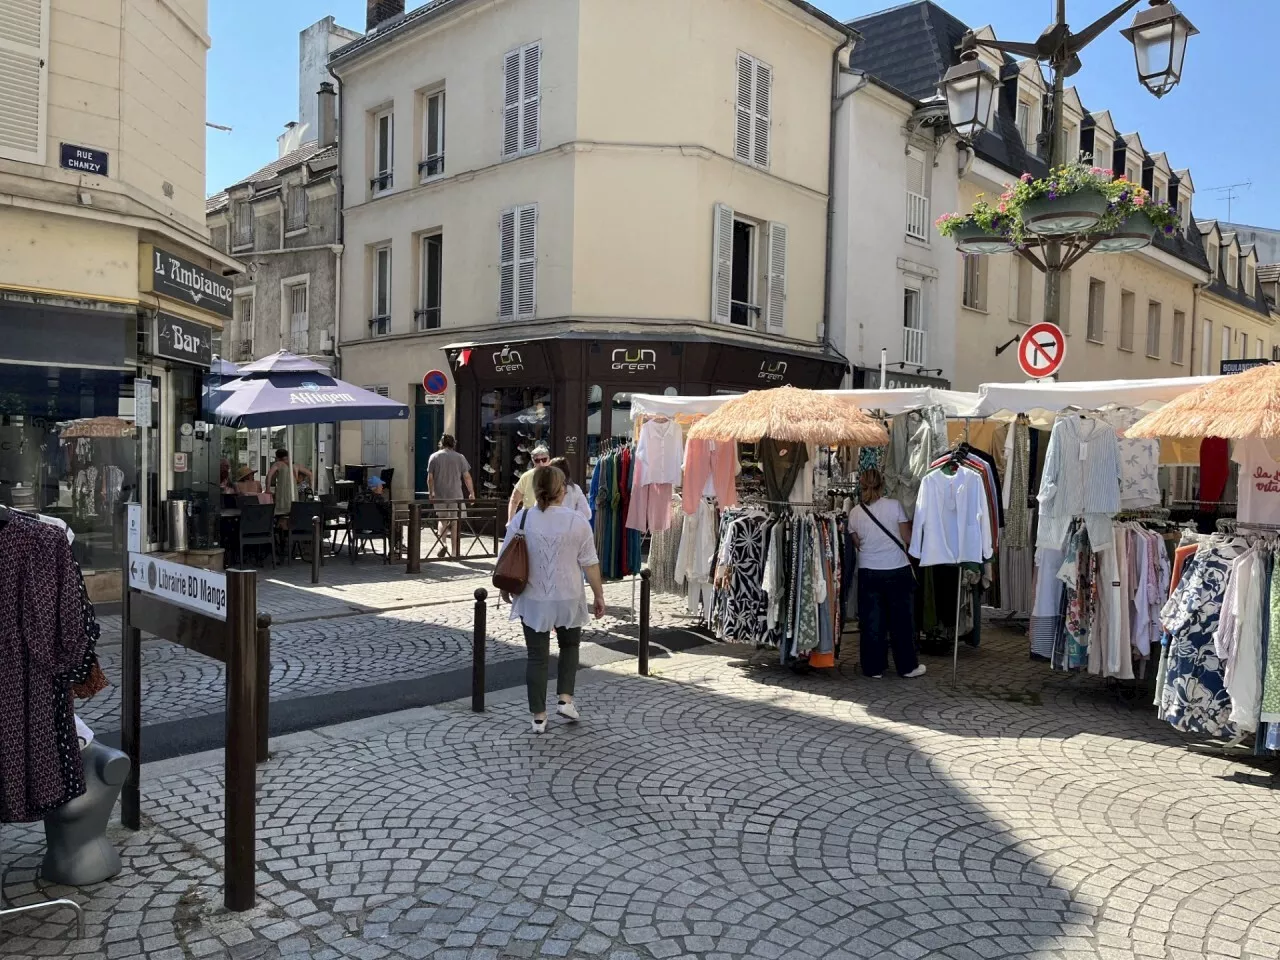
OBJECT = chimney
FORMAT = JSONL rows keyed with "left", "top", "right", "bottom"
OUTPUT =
{"left": 277, "top": 121, "right": 299, "bottom": 158}
{"left": 366, "top": 0, "right": 404, "bottom": 32}
{"left": 318, "top": 82, "right": 337, "bottom": 148}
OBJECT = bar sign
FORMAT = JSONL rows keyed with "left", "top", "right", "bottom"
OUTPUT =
{"left": 59, "top": 143, "right": 109, "bottom": 176}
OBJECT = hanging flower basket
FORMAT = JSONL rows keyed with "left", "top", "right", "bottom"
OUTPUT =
{"left": 1092, "top": 210, "right": 1157, "bottom": 253}
{"left": 1020, "top": 188, "right": 1110, "bottom": 236}
{"left": 951, "top": 221, "right": 1018, "bottom": 254}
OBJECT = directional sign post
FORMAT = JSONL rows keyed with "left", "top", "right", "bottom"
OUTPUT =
{"left": 1018, "top": 321, "right": 1066, "bottom": 380}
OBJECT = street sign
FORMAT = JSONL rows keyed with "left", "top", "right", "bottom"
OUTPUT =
{"left": 128, "top": 552, "right": 228, "bottom": 621}
{"left": 422, "top": 369, "right": 448, "bottom": 395}
{"left": 1018, "top": 322, "right": 1066, "bottom": 379}
{"left": 1221, "top": 358, "right": 1270, "bottom": 376}
{"left": 134, "top": 378, "right": 152, "bottom": 429}
{"left": 126, "top": 503, "right": 142, "bottom": 553}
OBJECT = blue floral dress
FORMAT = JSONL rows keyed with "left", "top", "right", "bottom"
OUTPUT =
{"left": 1158, "top": 537, "right": 1245, "bottom": 738}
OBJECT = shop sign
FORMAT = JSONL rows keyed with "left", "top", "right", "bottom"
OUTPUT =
{"left": 134, "top": 378, "right": 152, "bottom": 428}
{"left": 758, "top": 360, "right": 788, "bottom": 383}
{"left": 149, "top": 247, "right": 234, "bottom": 319}
{"left": 857, "top": 367, "right": 951, "bottom": 390}
{"left": 154, "top": 312, "right": 214, "bottom": 367}
{"left": 1221, "top": 358, "right": 1270, "bottom": 376}
{"left": 493, "top": 346, "right": 524, "bottom": 373}
{"left": 610, "top": 348, "right": 658, "bottom": 373}
{"left": 128, "top": 552, "right": 228, "bottom": 621}
{"left": 59, "top": 143, "right": 109, "bottom": 175}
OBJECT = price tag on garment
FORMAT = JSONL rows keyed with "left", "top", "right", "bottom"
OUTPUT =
{"left": 1079, "top": 441, "right": 1089, "bottom": 461}
{"left": 134, "top": 378, "right": 152, "bottom": 429}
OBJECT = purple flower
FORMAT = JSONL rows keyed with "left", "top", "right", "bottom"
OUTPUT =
{"left": 1164, "top": 225, "right": 1174, "bottom": 234}
{"left": 1048, "top": 191, "right": 1058, "bottom": 199}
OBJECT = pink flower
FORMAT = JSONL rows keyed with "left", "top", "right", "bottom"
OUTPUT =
{"left": 1020, "top": 173, "right": 1033, "bottom": 183}
{"left": 1134, "top": 194, "right": 1146, "bottom": 207}
{"left": 998, "top": 202, "right": 1007, "bottom": 213}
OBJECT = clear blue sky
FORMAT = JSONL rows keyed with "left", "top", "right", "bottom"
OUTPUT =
{"left": 208, "top": 0, "right": 1272, "bottom": 227}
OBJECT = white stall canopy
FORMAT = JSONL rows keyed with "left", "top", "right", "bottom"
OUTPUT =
{"left": 973, "top": 376, "right": 1218, "bottom": 425}
{"left": 630, "top": 388, "right": 982, "bottom": 421}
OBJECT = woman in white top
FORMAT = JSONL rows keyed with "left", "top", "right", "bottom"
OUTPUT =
{"left": 501, "top": 465, "right": 606, "bottom": 733}
{"left": 848, "top": 468, "right": 925, "bottom": 680}
{"left": 548, "top": 457, "right": 593, "bottom": 523}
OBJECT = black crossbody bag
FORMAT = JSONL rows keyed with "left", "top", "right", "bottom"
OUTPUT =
{"left": 858, "top": 502, "right": 917, "bottom": 582}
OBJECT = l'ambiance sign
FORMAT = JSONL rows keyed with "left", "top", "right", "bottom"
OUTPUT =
{"left": 148, "top": 246, "right": 234, "bottom": 319}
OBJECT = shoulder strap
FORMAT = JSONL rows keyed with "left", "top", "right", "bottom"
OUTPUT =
{"left": 858, "top": 502, "right": 909, "bottom": 557}
{"left": 518, "top": 508, "right": 530, "bottom": 532}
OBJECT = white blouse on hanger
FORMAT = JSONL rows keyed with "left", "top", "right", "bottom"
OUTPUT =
{"left": 635, "top": 418, "right": 684, "bottom": 486}
{"left": 1037, "top": 415, "right": 1122, "bottom": 551}
{"left": 909, "top": 467, "right": 992, "bottom": 566}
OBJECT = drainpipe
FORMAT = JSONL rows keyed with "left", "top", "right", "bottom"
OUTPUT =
{"left": 327, "top": 62, "right": 346, "bottom": 474}
{"left": 1188, "top": 280, "right": 1204, "bottom": 375}
{"left": 822, "top": 45, "right": 865, "bottom": 371}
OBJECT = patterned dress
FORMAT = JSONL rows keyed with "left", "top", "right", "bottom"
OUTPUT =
{"left": 715, "top": 515, "right": 771, "bottom": 645}
{"left": 1159, "top": 537, "right": 1246, "bottom": 738}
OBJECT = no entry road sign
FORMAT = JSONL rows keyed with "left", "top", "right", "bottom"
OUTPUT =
{"left": 1018, "top": 322, "right": 1066, "bottom": 379}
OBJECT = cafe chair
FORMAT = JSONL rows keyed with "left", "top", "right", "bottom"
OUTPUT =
{"left": 349, "top": 501, "right": 390, "bottom": 563}
{"left": 343, "top": 465, "right": 364, "bottom": 484}
{"left": 379, "top": 467, "right": 395, "bottom": 499}
{"left": 238, "top": 503, "right": 277, "bottom": 569}
{"left": 286, "top": 502, "right": 323, "bottom": 565}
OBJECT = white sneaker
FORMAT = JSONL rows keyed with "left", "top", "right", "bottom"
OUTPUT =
{"left": 531, "top": 719, "right": 547, "bottom": 734}
{"left": 903, "top": 665, "right": 927, "bottom": 679}
{"left": 556, "top": 702, "right": 580, "bottom": 722}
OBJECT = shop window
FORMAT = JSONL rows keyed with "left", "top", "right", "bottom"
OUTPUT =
{"left": 586, "top": 384, "right": 602, "bottom": 473}
{"left": 611, "top": 391, "right": 634, "bottom": 441}
{"left": 480, "top": 386, "right": 551, "bottom": 497}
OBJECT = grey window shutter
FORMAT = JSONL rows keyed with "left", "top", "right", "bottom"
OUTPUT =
{"left": 499, "top": 208, "right": 516, "bottom": 318}
{"left": 753, "top": 61, "right": 771, "bottom": 167}
{"left": 502, "top": 48, "right": 521, "bottom": 157}
{"left": 516, "top": 205, "right": 537, "bottom": 318}
{"left": 0, "top": 0, "right": 49, "bottom": 164}
{"left": 711, "top": 203, "right": 734, "bottom": 324}
{"left": 765, "top": 222, "right": 787, "bottom": 334}
{"left": 521, "top": 43, "right": 540, "bottom": 154}
{"left": 734, "top": 54, "right": 753, "bottom": 163}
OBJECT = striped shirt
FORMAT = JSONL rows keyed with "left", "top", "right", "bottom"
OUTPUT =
{"left": 1036, "top": 416, "right": 1121, "bottom": 551}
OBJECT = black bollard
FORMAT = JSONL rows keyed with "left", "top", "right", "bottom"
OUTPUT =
{"left": 311, "top": 515, "right": 322, "bottom": 584}
{"left": 472, "top": 587, "right": 487, "bottom": 712}
{"left": 256, "top": 615, "right": 272, "bottom": 763}
{"left": 407, "top": 502, "right": 422, "bottom": 574}
{"left": 639, "top": 567, "right": 651, "bottom": 677}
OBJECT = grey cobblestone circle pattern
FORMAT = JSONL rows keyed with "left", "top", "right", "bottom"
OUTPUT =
{"left": 3, "top": 626, "right": 1279, "bottom": 959}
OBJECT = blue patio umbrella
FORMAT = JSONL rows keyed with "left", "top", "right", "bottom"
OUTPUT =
{"left": 213, "top": 371, "right": 409, "bottom": 427}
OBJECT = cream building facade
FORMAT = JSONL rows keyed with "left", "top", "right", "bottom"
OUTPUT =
{"left": 1190, "top": 221, "right": 1274, "bottom": 374}
{"left": 0, "top": 0, "right": 239, "bottom": 597}
{"left": 330, "top": 0, "right": 856, "bottom": 496}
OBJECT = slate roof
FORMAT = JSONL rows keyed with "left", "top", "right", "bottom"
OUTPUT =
{"left": 1257, "top": 263, "right": 1280, "bottom": 283}
{"left": 206, "top": 142, "right": 338, "bottom": 214}
{"left": 330, "top": 0, "right": 859, "bottom": 68}
{"left": 848, "top": 0, "right": 1210, "bottom": 276}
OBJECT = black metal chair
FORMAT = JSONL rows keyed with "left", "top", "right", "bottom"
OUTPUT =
{"left": 379, "top": 467, "right": 395, "bottom": 500}
{"left": 238, "top": 503, "right": 277, "bottom": 568}
{"left": 286, "top": 502, "right": 323, "bottom": 565}
{"left": 349, "top": 500, "right": 390, "bottom": 563}
{"left": 343, "top": 465, "right": 364, "bottom": 484}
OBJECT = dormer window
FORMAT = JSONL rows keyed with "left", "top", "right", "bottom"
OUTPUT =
{"left": 1208, "top": 240, "right": 1219, "bottom": 277}
{"left": 1228, "top": 250, "right": 1239, "bottom": 287}
{"left": 1016, "top": 97, "right": 1037, "bottom": 151}
{"left": 1152, "top": 177, "right": 1165, "bottom": 205}
{"left": 1245, "top": 261, "right": 1256, "bottom": 297}
{"left": 1065, "top": 123, "right": 1079, "bottom": 162}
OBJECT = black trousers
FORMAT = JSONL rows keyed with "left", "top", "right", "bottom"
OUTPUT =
{"left": 522, "top": 623, "right": 581, "bottom": 713}
{"left": 857, "top": 566, "right": 919, "bottom": 677}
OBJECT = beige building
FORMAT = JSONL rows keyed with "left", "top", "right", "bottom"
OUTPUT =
{"left": 850, "top": 3, "right": 1213, "bottom": 392}
{"left": 330, "top": 0, "right": 856, "bottom": 495}
{"left": 0, "top": 0, "right": 239, "bottom": 597}
{"left": 1191, "top": 221, "right": 1274, "bottom": 374}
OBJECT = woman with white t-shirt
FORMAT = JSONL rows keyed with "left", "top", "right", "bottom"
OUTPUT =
{"left": 849, "top": 468, "right": 925, "bottom": 680}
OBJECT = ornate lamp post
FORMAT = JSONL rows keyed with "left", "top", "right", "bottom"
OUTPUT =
{"left": 941, "top": 0, "right": 1197, "bottom": 333}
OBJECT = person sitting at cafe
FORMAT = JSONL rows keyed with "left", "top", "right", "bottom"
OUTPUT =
{"left": 352, "top": 474, "right": 394, "bottom": 531}
{"left": 219, "top": 459, "right": 234, "bottom": 495}
{"left": 234, "top": 466, "right": 263, "bottom": 497}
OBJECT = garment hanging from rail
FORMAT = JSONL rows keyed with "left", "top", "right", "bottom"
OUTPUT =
{"left": 673, "top": 498, "right": 718, "bottom": 616}
{"left": 590, "top": 445, "right": 643, "bottom": 580}
{"left": 0, "top": 509, "right": 105, "bottom": 823}
{"left": 883, "top": 406, "right": 947, "bottom": 520}
{"left": 909, "top": 463, "right": 993, "bottom": 567}
{"left": 647, "top": 493, "right": 684, "bottom": 595}
{"left": 1037, "top": 415, "right": 1121, "bottom": 552}
{"left": 1003, "top": 416, "right": 1033, "bottom": 549}
{"left": 1103, "top": 409, "right": 1161, "bottom": 510}
{"left": 681, "top": 438, "right": 738, "bottom": 514}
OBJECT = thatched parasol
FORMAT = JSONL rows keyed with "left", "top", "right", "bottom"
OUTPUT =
{"left": 686, "top": 385, "right": 889, "bottom": 446}
{"left": 60, "top": 416, "right": 136, "bottom": 439}
{"left": 1126, "top": 364, "right": 1280, "bottom": 439}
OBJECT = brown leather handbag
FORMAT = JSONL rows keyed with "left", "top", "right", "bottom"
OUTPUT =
{"left": 492, "top": 508, "right": 531, "bottom": 594}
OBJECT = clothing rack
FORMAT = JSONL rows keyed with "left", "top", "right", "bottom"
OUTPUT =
{"left": 1217, "top": 518, "right": 1280, "bottom": 536}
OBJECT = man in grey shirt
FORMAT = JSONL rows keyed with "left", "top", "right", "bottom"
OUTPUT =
{"left": 427, "top": 434, "right": 475, "bottom": 557}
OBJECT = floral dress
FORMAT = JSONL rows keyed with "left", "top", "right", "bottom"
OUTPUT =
{"left": 1053, "top": 522, "right": 1096, "bottom": 672}
{"left": 1158, "top": 537, "right": 1246, "bottom": 738}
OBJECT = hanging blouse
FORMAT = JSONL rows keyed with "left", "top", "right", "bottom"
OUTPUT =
{"left": 1037, "top": 415, "right": 1121, "bottom": 552}
{"left": 909, "top": 466, "right": 993, "bottom": 567}
{"left": 1103, "top": 409, "right": 1161, "bottom": 509}
{"left": 635, "top": 417, "right": 684, "bottom": 486}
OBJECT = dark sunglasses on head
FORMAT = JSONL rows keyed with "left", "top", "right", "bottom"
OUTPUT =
{"left": 533, "top": 456, "right": 550, "bottom": 465}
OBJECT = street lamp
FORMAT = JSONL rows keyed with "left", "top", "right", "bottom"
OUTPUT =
{"left": 940, "top": 46, "right": 999, "bottom": 143}
{"left": 1121, "top": 0, "right": 1198, "bottom": 98}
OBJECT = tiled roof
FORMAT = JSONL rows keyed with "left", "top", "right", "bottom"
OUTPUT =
{"left": 205, "top": 142, "right": 337, "bottom": 214}
{"left": 330, "top": 0, "right": 858, "bottom": 68}
{"left": 848, "top": 0, "right": 1209, "bottom": 276}
{"left": 1257, "top": 263, "right": 1280, "bottom": 283}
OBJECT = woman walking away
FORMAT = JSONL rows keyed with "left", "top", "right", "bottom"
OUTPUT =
{"left": 848, "top": 467, "right": 926, "bottom": 680}
{"left": 501, "top": 465, "right": 606, "bottom": 733}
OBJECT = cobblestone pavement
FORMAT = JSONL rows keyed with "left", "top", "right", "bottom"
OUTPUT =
{"left": 80, "top": 577, "right": 690, "bottom": 734}
{"left": 4, "top": 625, "right": 1279, "bottom": 960}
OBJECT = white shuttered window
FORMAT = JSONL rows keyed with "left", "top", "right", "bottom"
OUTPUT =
{"left": 0, "top": 0, "right": 48, "bottom": 165}
{"left": 765, "top": 222, "right": 787, "bottom": 334}
{"left": 361, "top": 387, "right": 390, "bottom": 466}
{"left": 711, "top": 203, "right": 734, "bottom": 325}
{"left": 499, "top": 204, "right": 537, "bottom": 320}
{"left": 734, "top": 53, "right": 771, "bottom": 168}
{"left": 502, "top": 42, "right": 540, "bottom": 158}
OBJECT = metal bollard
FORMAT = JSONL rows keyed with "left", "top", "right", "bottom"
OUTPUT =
{"left": 472, "top": 587, "right": 487, "bottom": 712}
{"left": 256, "top": 614, "right": 272, "bottom": 763}
{"left": 311, "top": 515, "right": 322, "bottom": 584}
{"left": 407, "top": 502, "right": 422, "bottom": 574}
{"left": 639, "top": 567, "right": 651, "bottom": 677}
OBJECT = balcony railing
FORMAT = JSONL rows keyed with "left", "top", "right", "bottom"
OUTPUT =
{"left": 415, "top": 306, "right": 441, "bottom": 331}
{"left": 906, "top": 190, "right": 930, "bottom": 241}
{"left": 903, "top": 325, "right": 927, "bottom": 366}
{"left": 730, "top": 300, "right": 762, "bottom": 330}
